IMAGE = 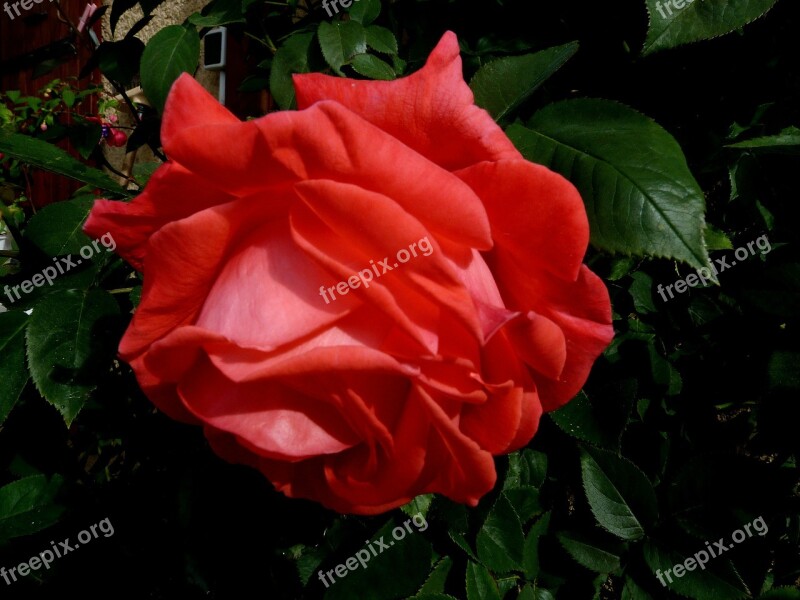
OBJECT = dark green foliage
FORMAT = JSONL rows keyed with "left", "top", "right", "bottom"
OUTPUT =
{"left": 0, "top": 0, "right": 798, "bottom": 598}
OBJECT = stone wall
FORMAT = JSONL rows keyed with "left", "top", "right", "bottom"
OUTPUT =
{"left": 100, "top": 0, "right": 219, "bottom": 175}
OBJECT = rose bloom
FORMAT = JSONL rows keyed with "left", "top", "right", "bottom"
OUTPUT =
{"left": 85, "top": 32, "right": 613, "bottom": 515}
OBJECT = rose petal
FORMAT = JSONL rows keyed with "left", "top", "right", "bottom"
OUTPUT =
{"left": 195, "top": 211, "right": 360, "bottom": 351}
{"left": 495, "top": 259, "right": 614, "bottom": 411}
{"left": 413, "top": 386, "right": 497, "bottom": 505}
{"left": 506, "top": 311, "right": 568, "bottom": 381}
{"left": 293, "top": 31, "right": 521, "bottom": 170}
{"left": 456, "top": 159, "right": 590, "bottom": 281}
{"left": 83, "top": 161, "right": 236, "bottom": 271}
{"left": 120, "top": 194, "right": 346, "bottom": 360}
{"left": 291, "top": 179, "right": 487, "bottom": 352}
{"left": 179, "top": 355, "right": 360, "bottom": 460}
{"left": 461, "top": 328, "right": 542, "bottom": 453}
{"left": 161, "top": 82, "right": 493, "bottom": 249}
{"left": 456, "top": 159, "right": 612, "bottom": 410}
{"left": 129, "top": 325, "right": 228, "bottom": 423}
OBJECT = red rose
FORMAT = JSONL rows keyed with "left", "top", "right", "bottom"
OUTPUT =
{"left": 84, "top": 32, "right": 613, "bottom": 514}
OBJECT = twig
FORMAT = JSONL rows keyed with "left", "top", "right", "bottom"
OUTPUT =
{"left": 53, "top": 0, "right": 167, "bottom": 162}
{"left": 21, "top": 166, "right": 35, "bottom": 214}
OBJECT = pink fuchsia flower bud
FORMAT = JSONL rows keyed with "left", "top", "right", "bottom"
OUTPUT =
{"left": 108, "top": 129, "right": 128, "bottom": 147}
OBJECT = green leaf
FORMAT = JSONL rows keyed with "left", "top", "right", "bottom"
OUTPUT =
{"left": 643, "top": 0, "right": 780, "bottom": 56}
{"left": 365, "top": 25, "right": 398, "bottom": 55}
{"left": 24, "top": 196, "right": 95, "bottom": 256}
{"left": 609, "top": 257, "right": 638, "bottom": 281}
{"left": 0, "top": 311, "right": 29, "bottom": 425}
{"left": 497, "top": 577, "right": 520, "bottom": 597}
{"left": 419, "top": 557, "right": 453, "bottom": 594}
{"left": 523, "top": 512, "right": 551, "bottom": 579}
{"left": 402, "top": 494, "right": 434, "bottom": 519}
{"left": 528, "top": 455, "right": 548, "bottom": 489}
{"left": 580, "top": 447, "right": 658, "bottom": 541}
{"left": 130, "top": 286, "right": 142, "bottom": 308}
{"left": 704, "top": 225, "right": 733, "bottom": 250}
{"left": 26, "top": 289, "right": 120, "bottom": 425}
{"left": 648, "top": 341, "right": 683, "bottom": 394}
{"left": 507, "top": 99, "right": 712, "bottom": 271}
{"left": 140, "top": 25, "right": 200, "bottom": 114}
{"left": 349, "top": 53, "right": 395, "bottom": 80}
{"left": 133, "top": 161, "right": 162, "bottom": 187}
{"left": 323, "top": 518, "right": 432, "bottom": 600}
{"left": 503, "top": 487, "right": 542, "bottom": 524}
{"left": 435, "top": 497, "right": 469, "bottom": 534}
{"left": 450, "top": 531, "right": 479, "bottom": 561}
{"left": 391, "top": 53, "right": 406, "bottom": 75}
{"left": 556, "top": 531, "right": 623, "bottom": 574}
{"left": 726, "top": 126, "right": 800, "bottom": 154}
{"left": 269, "top": 32, "right": 314, "bottom": 110}
{"left": 476, "top": 493, "right": 524, "bottom": 573}
{"left": 470, "top": 42, "right": 578, "bottom": 121}
{"left": 188, "top": 0, "right": 246, "bottom": 27}
{"left": 62, "top": 89, "right": 76, "bottom": 108}
{"left": 760, "top": 588, "right": 800, "bottom": 599}
{"left": 550, "top": 391, "right": 619, "bottom": 449}
{"left": 630, "top": 271, "right": 657, "bottom": 314}
{"left": 755, "top": 199, "right": 775, "bottom": 230}
{"left": 348, "top": 0, "right": 381, "bottom": 25}
{"left": 97, "top": 38, "right": 145, "bottom": 87}
{"left": 768, "top": 351, "right": 800, "bottom": 391}
{"left": 518, "top": 586, "right": 556, "bottom": 600}
{"left": 518, "top": 586, "right": 536, "bottom": 600}
{"left": 0, "top": 475, "right": 64, "bottom": 541}
{"left": 293, "top": 545, "right": 326, "bottom": 586}
{"left": 69, "top": 120, "right": 102, "bottom": 160}
{"left": 0, "top": 131, "right": 126, "bottom": 195}
{"left": 502, "top": 451, "right": 547, "bottom": 519}
{"left": 465, "top": 561, "right": 502, "bottom": 600}
{"left": 621, "top": 575, "right": 651, "bottom": 600}
{"left": 317, "top": 20, "right": 367, "bottom": 75}
{"left": 643, "top": 540, "right": 750, "bottom": 600}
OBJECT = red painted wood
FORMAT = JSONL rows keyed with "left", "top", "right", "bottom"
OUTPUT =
{"left": 1, "top": 1, "right": 102, "bottom": 207}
